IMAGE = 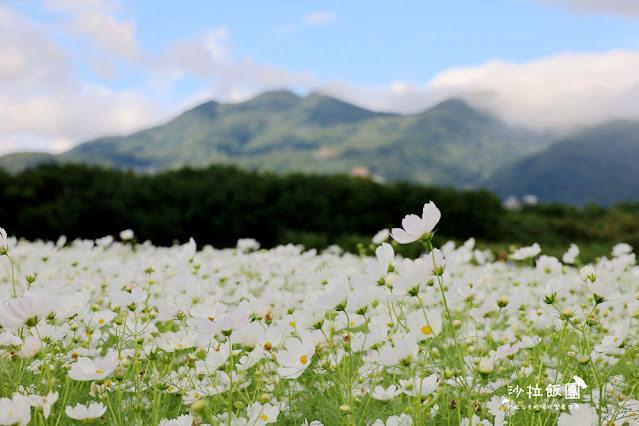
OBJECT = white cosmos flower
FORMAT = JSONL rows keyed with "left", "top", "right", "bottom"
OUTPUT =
{"left": 26, "top": 391, "right": 58, "bottom": 419}
{"left": 0, "top": 227, "right": 7, "bottom": 252}
{"left": 586, "top": 279, "right": 618, "bottom": 303}
{"left": 372, "top": 229, "right": 390, "bottom": 244}
{"left": 485, "top": 395, "right": 513, "bottom": 426}
{"left": 119, "top": 229, "right": 134, "bottom": 240}
{"left": 365, "top": 243, "right": 394, "bottom": 281}
{"left": 594, "top": 320, "right": 630, "bottom": 353}
{"left": 612, "top": 243, "right": 633, "bottom": 257}
{"left": 0, "top": 290, "right": 58, "bottom": 329}
{"left": 371, "top": 384, "right": 402, "bottom": 401}
{"left": 372, "top": 413, "right": 413, "bottom": 426}
{"left": 156, "top": 330, "right": 195, "bottom": 353}
{"left": 562, "top": 243, "right": 580, "bottom": 264}
{"left": 246, "top": 402, "right": 279, "bottom": 425}
{"left": 313, "top": 274, "right": 350, "bottom": 310}
{"left": 0, "top": 331, "right": 22, "bottom": 346}
{"left": 0, "top": 394, "right": 31, "bottom": 425}
{"left": 195, "top": 342, "right": 231, "bottom": 373}
{"left": 406, "top": 309, "right": 442, "bottom": 341}
{"left": 276, "top": 332, "right": 316, "bottom": 379}
{"left": 68, "top": 356, "right": 118, "bottom": 381}
{"left": 511, "top": 243, "right": 541, "bottom": 260}
{"left": 376, "top": 334, "right": 418, "bottom": 366}
{"left": 19, "top": 335, "right": 41, "bottom": 358}
{"left": 65, "top": 402, "right": 107, "bottom": 420}
{"left": 580, "top": 265, "right": 596, "bottom": 282}
{"left": 399, "top": 374, "right": 440, "bottom": 397}
{"left": 391, "top": 201, "right": 441, "bottom": 244}
{"left": 393, "top": 258, "right": 429, "bottom": 293}
{"left": 557, "top": 403, "right": 598, "bottom": 426}
{"left": 460, "top": 414, "right": 493, "bottom": 426}
{"left": 158, "top": 414, "right": 193, "bottom": 426}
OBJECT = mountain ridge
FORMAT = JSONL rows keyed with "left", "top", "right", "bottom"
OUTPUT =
{"left": 0, "top": 90, "right": 548, "bottom": 188}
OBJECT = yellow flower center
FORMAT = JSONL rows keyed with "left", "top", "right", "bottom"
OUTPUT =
{"left": 289, "top": 321, "right": 296, "bottom": 327}
{"left": 350, "top": 321, "right": 355, "bottom": 326}
{"left": 208, "top": 316, "right": 215, "bottom": 321}
{"left": 177, "top": 344, "right": 182, "bottom": 348}
{"left": 421, "top": 326, "right": 433, "bottom": 335}
{"left": 260, "top": 414, "right": 268, "bottom": 420}
{"left": 300, "top": 355, "right": 308, "bottom": 364}
{"left": 264, "top": 342, "right": 272, "bottom": 351}
{"left": 8, "top": 411, "right": 13, "bottom": 415}
{"left": 99, "top": 319, "right": 105, "bottom": 324}
{"left": 194, "top": 393, "right": 199, "bottom": 398}
{"left": 95, "top": 369, "right": 103, "bottom": 374}
{"left": 614, "top": 337, "right": 619, "bottom": 343}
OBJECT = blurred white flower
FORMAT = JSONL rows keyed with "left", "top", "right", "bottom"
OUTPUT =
{"left": 557, "top": 403, "right": 597, "bottom": 426}
{"left": 19, "top": 335, "right": 41, "bottom": 358}
{"left": 157, "top": 331, "right": 195, "bottom": 353}
{"left": 612, "top": 243, "right": 633, "bottom": 257}
{"left": 65, "top": 402, "right": 106, "bottom": 420}
{"left": 371, "top": 384, "right": 402, "bottom": 401}
{"left": 119, "top": 229, "right": 134, "bottom": 240}
{"left": 562, "top": 243, "right": 580, "bottom": 264}
{"left": 511, "top": 243, "right": 541, "bottom": 260}
{"left": 158, "top": 414, "right": 193, "bottom": 426}
{"left": 399, "top": 374, "right": 440, "bottom": 397}
{"left": 372, "top": 229, "right": 390, "bottom": 245}
{"left": 0, "top": 394, "right": 31, "bottom": 425}
{"left": 0, "top": 227, "right": 7, "bottom": 253}
{"left": 594, "top": 320, "right": 630, "bottom": 353}
{"left": 26, "top": 391, "right": 58, "bottom": 419}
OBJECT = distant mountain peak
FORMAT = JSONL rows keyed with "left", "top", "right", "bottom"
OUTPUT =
{"left": 249, "top": 89, "right": 302, "bottom": 104}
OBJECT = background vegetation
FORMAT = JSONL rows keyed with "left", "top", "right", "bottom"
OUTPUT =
{"left": 1, "top": 163, "right": 637, "bottom": 262}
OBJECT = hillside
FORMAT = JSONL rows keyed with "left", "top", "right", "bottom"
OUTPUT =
{"left": 0, "top": 90, "right": 546, "bottom": 188}
{"left": 485, "top": 121, "right": 639, "bottom": 206}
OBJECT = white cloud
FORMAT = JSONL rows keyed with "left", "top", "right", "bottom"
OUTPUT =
{"left": 275, "top": 10, "right": 337, "bottom": 33}
{"left": 303, "top": 11, "right": 337, "bottom": 25}
{"left": 0, "top": 4, "right": 166, "bottom": 153}
{"left": 426, "top": 50, "right": 639, "bottom": 128}
{"left": 539, "top": 0, "right": 639, "bottom": 20}
{"left": 44, "top": 0, "right": 141, "bottom": 65}
{"left": 315, "top": 50, "right": 639, "bottom": 130}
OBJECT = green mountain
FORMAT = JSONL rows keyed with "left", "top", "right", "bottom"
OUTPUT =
{"left": 485, "top": 121, "right": 639, "bottom": 206}
{"left": 0, "top": 90, "right": 547, "bottom": 188}
{"left": 0, "top": 152, "right": 57, "bottom": 174}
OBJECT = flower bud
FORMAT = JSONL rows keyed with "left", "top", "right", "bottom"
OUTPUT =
{"left": 339, "top": 405, "right": 351, "bottom": 414}
{"left": 497, "top": 296, "right": 509, "bottom": 308}
{"left": 580, "top": 265, "right": 596, "bottom": 282}
{"left": 478, "top": 358, "right": 493, "bottom": 376}
{"left": 579, "top": 355, "right": 590, "bottom": 364}
{"left": 191, "top": 399, "right": 208, "bottom": 413}
{"left": 560, "top": 308, "right": 574, "bottom": 320}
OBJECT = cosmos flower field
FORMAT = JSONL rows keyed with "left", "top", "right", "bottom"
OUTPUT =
{"left": 0, "top": 203, "right": 638, "bottom": 425}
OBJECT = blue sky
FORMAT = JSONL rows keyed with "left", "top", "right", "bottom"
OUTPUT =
{"left": 2, "top": 0, "right": 639, "bottom": 153}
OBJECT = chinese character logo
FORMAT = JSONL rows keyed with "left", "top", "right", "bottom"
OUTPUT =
{"left": 564, "top": 375, "right": 588, "bottom": 400}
